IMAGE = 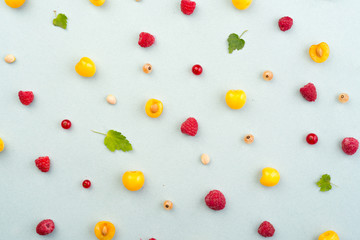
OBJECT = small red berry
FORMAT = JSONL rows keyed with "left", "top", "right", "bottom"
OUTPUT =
{"left": 61, "top": 119, "right": 71, "bottom": 129}
{"left": 181, "top": 0, "right": 196, "bottom": 15}
{"left": 205, "top": 190, "right": 226, "bottom": 211}
{"left": 82, "top": 180, "right": 91, "bottom": 188}
{"left": 35, "top": 156, "right": 50, "bottom": 172}
{"left": 36, "top": 219, "right": 55, "bottom": 236}
{"left": 278, "top": 16, "right": 293, "bottom": 32}
{"left": 192, "top": 64, "right": 203, "bottom": 75}
{"left": 138, "top": 32, "right": 155, "bottom": 48}
{"left": 18, "top": 91, "right": 34, "bottom": 105}
{"left": 181, "top": 117, "right": 198, "bottom": 136}
{"left": 306, "top": 133, "right": 318, "bottom": 145}
{"left": 258, "top": 221, "right": 275, "bottom": 237}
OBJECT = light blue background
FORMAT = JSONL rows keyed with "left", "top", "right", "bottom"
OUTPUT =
{"left": 1, "top": 0, "right": 360, "bottom": 239}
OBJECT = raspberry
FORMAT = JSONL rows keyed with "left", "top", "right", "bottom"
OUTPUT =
{"left": 35, "top": 156, "right": 50, "bottom": 172}
{"left": 149, "top": 239, "right": 156, "bottom": 240}
{"left": 36, "top": 219, "right": 55, "bottom": 235}
{"left": 181, "top": 117, "right": 198, "bottom": 136}
{"left": 258, "top": 221, "right": 275, "bottom": 237}
{"left": 18, "top": 91, "right": 34, "bottom": 105}
{"left": 204, "top": 190, "right": 226, "bottom": 211}
{"left": 138, "top": 32, "right": 155, "bottom": 48}
{"left": 300, "top": 83, "right": 317, "bottom": 102}
{"left": 278, "top": 16, "right": 293, "bottom": 32}
{"left": 181, "top": 0, "right": 196, "bottom": 15}
{"left": 342, "top": 137, "right": 359, "bottom": 155}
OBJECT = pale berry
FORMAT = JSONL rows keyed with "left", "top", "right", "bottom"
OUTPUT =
{"left": 143, "top": 63, "right": 152, "bottom": 74}
{"left": 338, "top": 93, "right": 349, "bottom": 103}
{"left": 82, "top": 180, "right": 91, "bottom": 188}
{"left": 201, "top": 153, "right": 210, "bottom": 165}
{"left": 163, "top": 200, "right": 173, "bottom": 210}
{"left": 306, "top": 133, "right": 318, "bottom": 145}
{"left": 61, "top": 119, "right": 71, "bottom": 129}
{"left": 192, "top": 64, "right": 203, "bottom": 75}
{"left": 263, "top": 71, "right": 273, "bottom": 81}
{"left": 244, "top": 134, "right": 254, "bottom": 144}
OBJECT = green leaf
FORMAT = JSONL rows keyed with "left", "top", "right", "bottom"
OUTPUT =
{"left": 53, "top": 13, "right": 67, "bottom": 29}
{"left": 227, "top": 31, "right": 247, "bottom": 54}
{"left": 316, "top": 174, "right": 333, "bottom": 192}
{"left": 104, "top": 130, "right": 132, "bottom": 152}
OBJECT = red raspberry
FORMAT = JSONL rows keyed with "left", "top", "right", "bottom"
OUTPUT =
{"left": 18, "top": 91, "right": 34, "bottom": 105}
{"left": 35, "top": 156, "right": 50, "bottom": 172}
{"left": 138, "top": 32, "right": 155, "bottom": 48}
{"left": 342, "top": 137, "right": 359, "bottom": 155}
{"left": 300, "top": 83, "right": 317, "bottom": 102}
{"left": 36, "top": 219, "right": 55, "bottom": 235}
{"left": 181, "top": 117, "right": 198, "bottom": 136}
{"left": 204, "top": 190, "right": 226, "bottom": 211}
{"left": 258, "top": 221, "right": 275, "bottom": 237}
{"left": 149, "top": 239, "right": 156, "bottom": 240}
{"left": 181, "top": 0, "right": 196, "bottom": 15}
{"left": 278, "top": 16, "right": 293, "bottom": 32}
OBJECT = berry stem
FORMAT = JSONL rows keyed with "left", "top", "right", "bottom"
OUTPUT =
{"left": 91, "top": 130, "right": 106, "bottom": 135}
{"left": 239, "top": 30, "right": 248, "bottom": 39}
{"left": 54, "top": 10, "right": 57, "bottom": 17}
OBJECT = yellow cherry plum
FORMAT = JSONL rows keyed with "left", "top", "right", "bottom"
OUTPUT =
{"left": 94, "top": 221, "right": 115, "bottom": 240}
{"left": 309, "top": 42, "right": 330, "bottom": 63}
{"left": 225, "top": 90, "right": 246, "bottom": 109}
{"left": 0, "top": 137, "right": 4, "bottom": 152}
{"left": 90, "top": 0, "right": 106, "bottom": 6}
{"left": 5, "top": 0, "right": 26, "bottom": 8}
{"left": 318, "top": 230, "right": 339, "bottom": 240}
{"left": 122, "top": 171, "right": 145, "bottom": 191}
{"left": 145, "top": 99, "right": 163, "bottom": 118}
{"left": 75, "top": 57, "right": 96, "bottom": 77}
{"left": 232, "top": 0, "right": 252, "bottom": 10}
{"left": 260, "top": 167, "right": 280, "bottom": 187}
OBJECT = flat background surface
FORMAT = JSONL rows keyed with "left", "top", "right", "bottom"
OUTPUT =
{"left": 1, "top": 0, "right": 360, "bottom": 239}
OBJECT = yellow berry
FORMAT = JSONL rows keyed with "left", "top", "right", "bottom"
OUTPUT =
{"left": 75, "top": 57, "right": 96, "bottom": 77}
{"left": 232, "top": 0, "right": 252, "bottom": 10}
{"left": 143, "top": 63, "right": 152, "bottom": 74}
{"left": 338, "top": 93, "right": 349, "bottom": 103}
{"left": 201, "top": 153, "right": 210, "bottom": 165}
{"left": 145, "top": 99, "right": 163, "bottom": 118}
{"left": 263, "top": 71, "right": 273, "bottom": 81}
{"left": 94, "top": 221, "right": 115, "bottom": 240}
{"left": 163, "top": 200, "right": 173, "bottom": 210}
{"left": 0, "top": 138, "right": 4, "bottom": 152}
{"left": 5, "top": 0, "right": 26, "bottom": 8}
{"left": 244, "top": 134, "right": 254, "bottom": 144}
{"left": 90, "top": 0, "right": 106, "bottom": 6}
{"left": 260, "top": 167, "right": 280, "bottom": 187}
{"left": 309, "top": 42, "right": 330, "bottom": 63}
{"left": 225, "top": 90, "right": 247, "bottom": 110}
{"left": 318, "top": 230, "right": 339, "bottom": 240}
{"left": 122, "top": 171, "right": 145, "bottom": 191}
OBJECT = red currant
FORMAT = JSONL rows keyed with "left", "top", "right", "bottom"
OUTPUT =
{"left": 61, "top": 119, "right": 71, "bottom": 129}
{"left": 306, "top": 133, "right": 318, "bottom": 145}
{"left": 82, "top": 180, "right": 91, "bottom": 188}
{"left": 192, "top": 64, "right": 203, "bottom": 75}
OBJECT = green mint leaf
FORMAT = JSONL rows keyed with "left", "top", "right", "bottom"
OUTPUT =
{"left": 238, "top": 39, "right": 245, "bottom": 49}
{"left": 227, "top": 30, "right": 247, "bottom": 54}
{"left": 53, "top": 13, "right": 67, "bottom": 29}
{"left": 228, "top": 33, "right": 240, "bottom": 53}
{"left": 104, "top": 130, "right": 132, "bottom": 152}
{"left": 316, "top": 174, "right": 332, "bottom": 192}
